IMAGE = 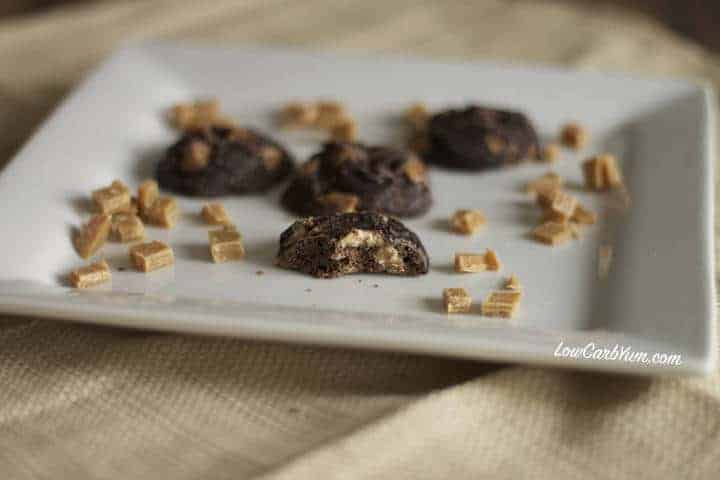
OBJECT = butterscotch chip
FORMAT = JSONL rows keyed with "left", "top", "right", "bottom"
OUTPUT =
{"left": 168, "top": 99, "right": 221, "bottom": 130}
{"left": 74, "top": 214, "right": 111, "bottom": 259}
{"left": 450, "top": 209, "right": 486, "bottom": 235}
{"left": 571, "top": 204, "right": 597, "bottom": 225}
{"left": 202, "top": 203, "right": 232, "bottom": 226}
{"left": 454, "top": 253, "right": 487, "bottom": 273}
{"left": 209, "top": 227, "right": 245, "bottom": 263}
{"left": 405, "top": 102, "right": 429, "bottom": 131}
{"left": 487, "top": 290, "right": 521, "bottom": 305}
{"left": 111, "top": 213, "right": 145, "bottom": 243}
{"left": 532, "top": 221, "right": 572, "bottom": 246}
{"left": 260, "top": 145, "right": 283, "bottom": 170}
{"left": 583, "top": 154, "right": 622, "bottom": 191}
{"left": 525, "top": 172, "right": 563, "bottom": 195}
{"left": 92, "top": 180, "right": 131, "bottom": 214}
{"left": 484, "top": 249, "right": 501, "bottom": 271}
{"left": 560, "top": 122, "right": 588, "bottom": 149}
{"left": 547, "top": 190, "right": 578, "bottom": 220}
{"left": 315, "top": 101, "right": 347, "bottom": 128}
{"left": 181, "top": 140, "right": 211, "bottom": 172}
{"left": 278, "top": 102, "right": 319, "bottom": 128}
{"left": 115, "top": 197, "right": 139, "bottom": 216}
{"left": 145, "top": 197, "right": 178, "bottom": 228}
{"left": 317, "top": 192, "right": 359, "bottom": 213}
{"left": 138, "top": 180, "right": 159, "bottom": 217}
{"left": 542, "top": 143, "right": 560, "bottom": 163}
{"left": 504, "top": 274, "right": 521, "bottom": 290}
{"left": 598, "top": 245, "right": 613, "bottom": 279}
{"left": 443, "top": 288, "right": 472, "bottom": 313}
{"left": 69, "top": 260, "right": 111, "bottom": 289}
{"left": 330, "top": 118, "right": 357, "bottom": 142}
{"left": 130, "top": 241, "right": 174, "bottom": 272}
{"left": 403, "top": 156, "right": 427, "bottom": 183}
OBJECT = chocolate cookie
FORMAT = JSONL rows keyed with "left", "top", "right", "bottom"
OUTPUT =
{"left": 423, "top": 106, "right": 540, "bottom": 170}
{"left": 281, "top": 142, "right": 432, "bottom": 218}
{"left": 276, "top": 212, "right": 429, "bottom": 278}
{"left": 156, "top": 126, "right": 294, "bottom": 196}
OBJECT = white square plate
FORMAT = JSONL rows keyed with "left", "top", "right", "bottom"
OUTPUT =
{"left": 0, "top": 43, "right": 715, "bottom": 375}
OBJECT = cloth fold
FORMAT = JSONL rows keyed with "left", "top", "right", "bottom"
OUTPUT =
{"left": 1, "top": 1, "right": 719, "bottom": 478}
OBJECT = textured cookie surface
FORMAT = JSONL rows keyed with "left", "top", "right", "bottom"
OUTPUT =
{"left": 276, "top": 212, "right": 430, "bottom": 278}
{"left": 424, "top": 106, "right": 540, "bottom": 170}
{"left": 281, "top": 142, "right": 432, "bottom": 217}
{"left": 156, "top": 126, "right": 294, "bottom": 196}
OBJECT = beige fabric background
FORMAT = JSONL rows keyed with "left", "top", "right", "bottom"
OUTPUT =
{"left": 1, "top": 1, "right": 719, "bottom": 478}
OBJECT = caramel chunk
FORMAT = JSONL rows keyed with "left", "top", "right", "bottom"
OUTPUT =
{"left": 201, "top": 203, "right": 232, "bottom": 226}
{"left": 138, "top": 180, "right": 159, "bottom": 217}
{"left": 403, "top": 156, "right": 427, "bottom": 184}
{"left": 542, "top": 143, "right": 560, "bottom": 163}
{"left": 315, "top": 101, "right": 347, "bottom": 128}
{"left": 181, "top": 140, "right": 211, "bottom": 172}
{"left": 443, "top": 288, "right": 472, "bottom": 313}
{"left": 260, "top": 145, "right": 283, "bottom": 170}
{"left": 504, "top": 274, "right": 521, "bottom": 290}
{"left": 318, "top": 192, "right": 359, "bottom": 213}
{"left": 129, "top": 241, "right": 174, "bottom": 272}
{"left": 111, "top": 213, "right": 145, "bottom": 243}
{"left": 571, "top": 204, "right": 597, "bottom": 225}
{"left": 454, "top": 253, "right": 487, "bottom": 273}
{"left": 278, "top": 102, "right": 319, "bottom": 128}
{"left": 69, "top": 260, "right": 111, "bottom": 289}
{"left": 450, "top": 209, "right": 486, "bottom": 235}
{"left": 598, "top": 245, "right": 613, "bottom": 279}
{"left": 74, "top": 214, "right": 111, "bottom": 259}
{"left": 583, "top": 154, "right": 623, "bottom": 191}
{"left": 525, "top": 172, "right": 563, "bottom": 196}
{"left": 484, "top": 249, "right": 501, "bottom": 271}
{"left": 481, "top": 290, "right": 521, "bottom": 318}
{"left": 547, "top": 190, "right": 578, "bottom": 221}
{"left": 330, "top": 118, "right": 357, "bottom": 142}
{"left": 405, "top": 102, "right": 429, "bottom": 131}
{"left": 145, "top": 197, "right": 178, "bottom": 228}
{"left": 92, "top": 180, "right": 131, "bottom": 214}
{"left": 209, "top": 227, "right": 245, "bottom": 263}
{"left": 532, "top": 221, "right": 572, "bottom": 246}
{"left": 167, "top": 99, "right": 235, "bottom": 130}
{"left": 560, "top": 122, "right": 588, "bottom": 149}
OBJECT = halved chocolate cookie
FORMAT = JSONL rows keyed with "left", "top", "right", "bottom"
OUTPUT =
{"left": 423, "top": 105, "right": 540, "bottom": 170}
{"left": 281, "top": 142, "right": 432, "bottom": 218}
{"left": 156, "top": 126, "right": 294, "bottom": 196}
{"left": 276, "top": 212, "right": 429, "bottom": 278}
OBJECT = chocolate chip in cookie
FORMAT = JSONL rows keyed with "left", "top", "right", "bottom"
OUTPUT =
{"left": 281, "top": 142, "right": 432, "bottom": 218}
{"left": 276, "top": 212, "right": 430, "bottom": 278}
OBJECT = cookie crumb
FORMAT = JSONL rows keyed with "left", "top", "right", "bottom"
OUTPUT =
{"left": 532, "top": 221, "right": 572, "bottom": 246}
{"left": 202, "top": 202, "right": 233, "bottom": 226}
{"left": 74, "top": 214, "right": 112, "bottom": 259}
{"left": 560, "top": 122, "right": 588, "bottom": 149}
{"left": 443, "top": 288, "right": 472, "bottom": 313}
{"left": 209, "top": 226, "right": 245, "bottom": 263}
{"left": 129, "top": 241, "right": 174, "bottom": 272}
{"left": 450, "top": 209, "right": 486, "bottom": 235}
{"left": 92, "top": 180, "right": 131, "bottom": 215}
{"left": 69, "top": 260, "right": 111, "bottom": 289}
{"left": 542, "top": 143, "right": 560, "bottom": 163}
